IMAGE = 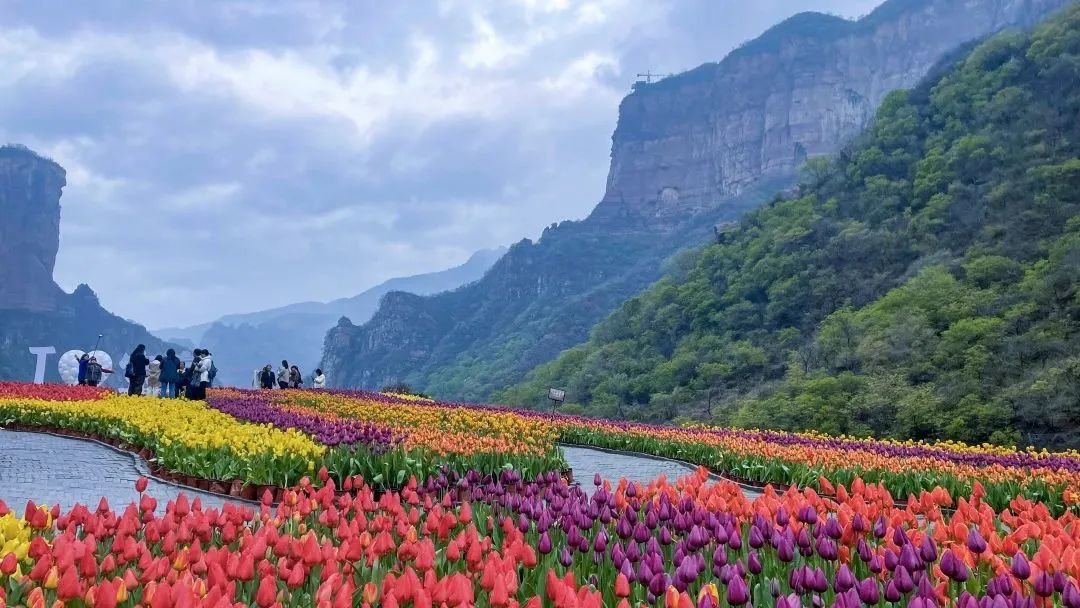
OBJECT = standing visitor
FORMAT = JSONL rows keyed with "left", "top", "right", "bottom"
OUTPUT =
{"left": 313, "top": 368, "right": 326, "bottom": 389}
{"left": 126, "top": 344, "right": 149, "bottom": 396}
{"left": 192, "top": 349, "right": 213, "bottom": 400}
{"left": 278, "top": 360, "right": 290, "bottom": 389}
{"left": 183, "top": 352, "right": 200, "bottom": 399}
{"left": 85, "top": 356, "right": 107, "bottom": 387}
{"left": 77, "top": 353, "right": 90, "bottom": 385}
{"left": 160, "top": 348, "right": 181, "bottom": 398}
{"left": 147, "top": 356, "right": 162, "bottom": 397}
{"left": 289, "top": 365, "right": 302, "bottom": 389}
{"left": 260, "top": 365, "right": 276, "bottom": 389}
{"left": 205, "top": 350, "right": 218, "bottom": 387}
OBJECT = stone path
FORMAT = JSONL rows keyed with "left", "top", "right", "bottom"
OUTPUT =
{"left": 0, "top": 429, "right": 231, "bottom": 511}
{"left": 0, "top": 430, "right": 761, "bottom": 512}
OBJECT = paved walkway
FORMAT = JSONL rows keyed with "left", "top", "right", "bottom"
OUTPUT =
{"left": 0, "top": 429, "right": 230, "bottom": 511}
{"left": 0, "top": 430, "right": 760, "bottom": 512}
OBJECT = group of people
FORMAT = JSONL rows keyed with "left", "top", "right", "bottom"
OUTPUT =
{"left": 76, "top": 344, "right": 217, "bottom": 400}
{"left": 256, "top": 360, "right": 325, "bottom": 390}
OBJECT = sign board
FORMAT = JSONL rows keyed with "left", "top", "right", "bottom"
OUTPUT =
{"left": 547, "top": 388, "right": 566, "bottom": 402}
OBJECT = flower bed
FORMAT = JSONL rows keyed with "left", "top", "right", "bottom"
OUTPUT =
{"left": 0, "top": 392, "right": 322, "bottom": 488}
{"left": 2, "top": 465, "right": 1078, "bottom": 607}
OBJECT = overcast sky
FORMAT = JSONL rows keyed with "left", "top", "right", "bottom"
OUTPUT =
{"left": 0, "top": 0, "right": 880, "bottom": 328}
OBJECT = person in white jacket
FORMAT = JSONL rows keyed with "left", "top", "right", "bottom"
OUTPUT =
{"left": 313, "top": 369, "right": 326, "bottom": 389}
{"left": 193, "top": 350, "right": 213, "bottom": 400}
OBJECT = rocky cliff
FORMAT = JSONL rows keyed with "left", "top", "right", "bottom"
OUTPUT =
{"left": 322, "top": 0, "right": 1072, "bottom": 399}
{"left": 0, "top": 145, "right": 67, "bottom": 312}
{"left": 0, "top": 144, "right": 175, "bottom": 384}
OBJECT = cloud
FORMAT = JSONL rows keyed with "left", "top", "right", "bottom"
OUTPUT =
{"left": 0, "top": 0, "right": 880, "bottom": 327}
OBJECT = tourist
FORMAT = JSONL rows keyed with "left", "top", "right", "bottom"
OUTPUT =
{"left": 147, "top": 356, "right": 162, "bottom": 397}
{"left": 85, "top": 356, "right": 109, "bottom": 387}
{"left": 183, "top": 351, "right": 200, "bottom": 399}
{"left": 205, "top": 350, "right": 218, "bottom": 387}
{"left": 192, "top": 349, "right": 213, "bottom": 400}
{"left": 260, "top": 365, "right": 276, "bottom": 389}
{"left": 313, "top": 368, "right": 326, "bottom": 389}
{"left": 77, "top": 353, "right": 90, "bottom": 385}
{"left": 278, "top": 360, "right": 290, "bottom": 389}
{"left": 160, "top": 348, "right": 182, "bottom": 398}
{"left": 289, "top": 365, "right": 302, "bottom": 388}
{"left": 126, "top": 344, "right": 149, "bottom": 396}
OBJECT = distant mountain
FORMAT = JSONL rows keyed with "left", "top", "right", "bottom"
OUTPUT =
{"left": 321, "top": 0, "right": 1070, "bottom": 400}
{"left": 501, "top": 4, "right": 1080, "bottom": 449}
{"left": 0, "top": 145, "right": 177, "bottom": 386}
{"left": 153, "top": 247, "right": 505, "bottom": 387}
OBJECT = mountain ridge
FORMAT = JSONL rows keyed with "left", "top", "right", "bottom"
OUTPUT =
{"left": 322, "top": 0, "right": 1071, "bottom": 400}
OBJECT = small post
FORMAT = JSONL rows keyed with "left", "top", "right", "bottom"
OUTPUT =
{"left": 547, "top": 388, "right": 565, "bottom": 413}
{"left": 92, "top": 333, "right": 103, "bottom": 355}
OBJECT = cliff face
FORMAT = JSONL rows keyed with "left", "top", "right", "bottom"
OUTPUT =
{"left": 322, "top": 0, "right": 1071, "bottom": 399}
{"left": 0, "top": 145, "right": 67, "bottom": 312}
{"left": 0, "top": 145, "right": 175, "bottom": 384}
{"left": 592, "top": 0, "right": 1070, "bottom": 223}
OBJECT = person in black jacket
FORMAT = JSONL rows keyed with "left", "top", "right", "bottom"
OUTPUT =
{"left": 159, "top": 348, "right": 182, "bottom": 398}
{"left": 259, "top": 364, "right": 276, "bottom": 389}
{"left": 127, "top": 344, "right": 149, "bottom": 396}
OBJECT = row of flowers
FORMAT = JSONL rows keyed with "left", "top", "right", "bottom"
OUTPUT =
{"left": 5, "top": 382, "right": 1080, "bottom": 512}
{"left": 3, "top": 464, "right": 1080, "bottom": 607}
{"left": 228, "top": 387, "right": 1080, "bottom": 514}
{"left": 0, "top": 393, "right": 322, "bottom": 488}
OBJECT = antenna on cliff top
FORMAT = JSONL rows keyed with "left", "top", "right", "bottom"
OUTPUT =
{"left": 632, "top": 71, "right": 675, "bottom": 91}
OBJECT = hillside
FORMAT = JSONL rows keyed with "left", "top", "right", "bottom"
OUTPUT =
{"left": 500, "top": 5, "right": 1080, "bottom": 449}
{"left": 154, "top": 248, "right": 505, "bottom": 387}
{"left": 323, "top": 0, "right": 1069, "bottom": 400}
{"left": 0, "top": 145, "right": 175, "bottom": 386}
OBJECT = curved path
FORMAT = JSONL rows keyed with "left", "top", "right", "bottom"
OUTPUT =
{"left": 0, "top": 430, "right": 760, "bottom": 511}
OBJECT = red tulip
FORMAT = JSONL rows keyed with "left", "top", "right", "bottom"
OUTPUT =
{"left": 136, "top": 477, "right": 149, "bottom": 493}
{"left": 0, "top": 553, "right": 17, "bottom": 576}
{"left": 256, "top": 574, "right": 277, "bottom": 608}
{"left": 615, "top": 573, "right": 630, "bottom": 598}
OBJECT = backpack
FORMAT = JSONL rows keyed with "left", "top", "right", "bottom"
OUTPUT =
{"left": 208, "top": 361, "right": 218, "bottom": 383}
{"left": 124, "top": 362, "right": 133, "bottom": 379}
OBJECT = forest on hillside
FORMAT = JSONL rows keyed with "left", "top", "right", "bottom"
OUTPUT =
{"left": 499, "top": 6, "right": 1080, "bottom": 448}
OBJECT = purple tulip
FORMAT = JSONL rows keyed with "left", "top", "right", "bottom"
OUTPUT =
{"left": 538, "top": 531, "right": 552, "bottom": 555}
{"left": 956, "top": 592, "right": 978, "bottom": 608}
{"left": 834, "top": 563, "right": 856, "bottom": 592}
{"left": 858, "top": 578, "right": 880, "bottom": 605}
{"left": 558, "top": 546, "right": 573, "bottom": 567}
{"left": 884, "top": 580, "right": 902, "bottom": 603}
{"left": 1011, "top": 553, "right": 1030, "bottom": 580}
{"left": 727, "top": 576, "right": 750, "bottom": 606}
{"left": 1034, "top": 572, "right": 1055, "bottom": 597}
{"left": 797, "top": 504, "right": 818, "bottom": 525}
{"left": 1056, "top": 572, "right": 1069, "bottom": 593}
{"left": 824, "top": 516, "right": 842, "bottom": 539}
{"left": 748, "top": 551, "right": 762, "bottom": 575}
{"left": 967, "top": 528, "right": 988, "bottom": 555}
{"left": 895, "top": 566, "right": 915, "bottom": 594}
{"left": 1063, "top": 581, "right": 1080, "bottom": 608}
{"left": 919, "top": 536, "right": 937, "bottom": 563}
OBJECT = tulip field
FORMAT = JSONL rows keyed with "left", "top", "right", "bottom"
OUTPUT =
{"left": 4, "top": 383, "right": 1080, "bottom": 606}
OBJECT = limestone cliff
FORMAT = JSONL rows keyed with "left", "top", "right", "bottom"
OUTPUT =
{"left": 0, "top": 145, "right": 175, "bottom": 383}
{"left": 0, "top": 145, "right": 67, "bottom": 311}
{"left": 322, "top": 0, "right": 1073, "bottom": 399}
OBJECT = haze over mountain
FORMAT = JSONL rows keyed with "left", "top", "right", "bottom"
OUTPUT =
{"left": 153, "top": 247, "right": 505, "bottom": 387}
{"left": 322, "top": 0, "right": 1070, "bottom": 400}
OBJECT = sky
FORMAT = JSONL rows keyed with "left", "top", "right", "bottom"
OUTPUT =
{"left": 0, "top": 0, "right": 880, "bottom": 328}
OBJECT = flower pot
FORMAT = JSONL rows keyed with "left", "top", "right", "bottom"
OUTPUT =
{"left": 182, "top": 475, "right": 198, "bottom": 488}
{"left": 209, "top": 481, "right": 228, "bottom": 495}
{"left": 196, "top": 478, "right": 211, "bottom": 491}
{"left": 240, "top": 483, "right": 258, "bottom": 501}
{"left": 228, "top": 479, "right": 244, "bottom": 497}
